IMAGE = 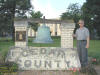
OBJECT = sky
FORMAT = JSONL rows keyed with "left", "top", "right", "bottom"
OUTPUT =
{"left": 31, "top": 0, "right": 86, "bottom": 19}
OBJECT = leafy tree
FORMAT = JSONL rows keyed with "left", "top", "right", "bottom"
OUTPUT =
{"left": 0, "top": 0, "right": 32, "bottom": 39}
{"left": 28, "top": 11, "right": 43, "bottom": 37}
{"left": 30, "top": 11, "right": 43, "bottom": 19}
{"left": 81, "top": 2, "right": 94, "bottom": 39}
{"left": 28, "top": 22, "right": 39, "bottom": 37}
{"left": 61, "top": 3, "right": 82, "bottom": 32}
{"left": 0, "top": 0, "right": 13, "bottom": 37}
{"left": 82, "top": 0, "right": 100, "bottom": 39}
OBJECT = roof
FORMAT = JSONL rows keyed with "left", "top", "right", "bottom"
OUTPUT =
{"left": 14, "top": 18, "right": 74, "bottom": 24}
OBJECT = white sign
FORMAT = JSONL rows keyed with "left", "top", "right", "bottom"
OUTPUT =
{"left": 10, "top": 47, "right": 81, "bottom": 70}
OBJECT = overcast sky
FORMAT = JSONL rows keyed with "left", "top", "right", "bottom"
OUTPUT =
{"left": 31, "top": 0, "right": 86, "bottom": 19}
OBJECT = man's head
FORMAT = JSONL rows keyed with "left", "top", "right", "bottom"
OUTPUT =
{"left": 78, "top": 19, "right": 84, "bottom": 28}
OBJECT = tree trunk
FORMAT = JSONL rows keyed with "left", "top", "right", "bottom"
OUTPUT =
{"left": 11, "top": 1, "right": 16, "bottom": 41}
{"left": 34, "top": 31, "right": 36, "bottom": 38}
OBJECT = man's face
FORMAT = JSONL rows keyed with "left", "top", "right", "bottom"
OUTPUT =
{"left": 78, "top": 20, "right": 84, "bottom": 27}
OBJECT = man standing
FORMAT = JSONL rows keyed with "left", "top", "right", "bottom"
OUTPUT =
{"left": 73, "top": 19, "right": 90, "bottom": 67}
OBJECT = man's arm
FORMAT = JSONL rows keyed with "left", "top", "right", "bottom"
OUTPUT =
{"left": 72, "top": 34, "right": 76, "bottom": 37}
{"left": 72, "top": 30, "right": 77, "bottom": 38}
{"left": 86, "top": 29, "right": 90, "bottom": 48}
{"left": 86, "top": 36, "right": 90, "bottom": 48}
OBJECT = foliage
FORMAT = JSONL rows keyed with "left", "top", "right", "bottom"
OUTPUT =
{"left": 28, "top": 22, "right": 39, "bottom": 32}
{"left": 61, "top": 3, "right": 82, "bottom": 31}
{"left": 82, "top": 0, "right": 100, "bottom": 38}
{"left": 30, "top": 11, "right": 43, "bottom": 19}
{"left": 61, "top": 1, "right": 100, "bottom": 38}
{"left": 0, "top": 0, "right": 32, "bottom": 38}
{"left": 28, "top": 11, "right": 43, "bottom": 33}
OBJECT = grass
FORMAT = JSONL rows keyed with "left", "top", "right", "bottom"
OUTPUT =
{"left": 88, "top": 40, "right": 100, "bottom": 59}
{"left": 73, "top": 40, "right": 100, "bottom": 59}
{"left": 0, "top": 37, "right": 100, "bottom": 75}
{"left": 0, "top": 38, "right": 14, "bottom": 61}
{"left": 0, "top": 36, "right": 100, "bottom": 60}
{"left": 28, "top": 36, "right": 61, "bottom": 47}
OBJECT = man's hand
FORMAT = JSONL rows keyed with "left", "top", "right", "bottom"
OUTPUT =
{"left": 86, "top": 44, "right": 89, "bottom": 48}
{"left": 72, "top": 34, "right": 76, "bottom": 37}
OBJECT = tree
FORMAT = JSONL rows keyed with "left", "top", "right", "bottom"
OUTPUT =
{"left": 28, "top": 22, "right": 39, "bottom": 37}
{"left": 30, "top": 11, "right": 43, "bottom": 19}
{"left": 82, "top": 0, "right": 100, "bottom": 39}
{"left": 81, "top": 2, "right": 94, "bottom": 39}
{"left": 61, "top": 3, "right": 82, "bottom": 33}
{"left": 28, "top": 11, "right": 43, "bottom": 37}
{"left": 0, "top": 0, "right": 32, "bottom": 39}
{"left": 0, "top": 0, "right": 13, "bottom": 37}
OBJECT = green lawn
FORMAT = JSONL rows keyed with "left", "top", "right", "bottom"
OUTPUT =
{"left": 0, "top": 38, "right": 14, "bottom": 60}
{"left": 74, "top": 40, "right": 100, "bottom": 59}
{"left": 0, "top": 37, "right": 100, "bottom": 60}
{"left": 28, "top": 36, "right": 61, "bottom": 47}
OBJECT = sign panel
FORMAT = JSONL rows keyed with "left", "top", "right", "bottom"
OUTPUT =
{"left": 16, "top": 31, "right": 26, "bottom": 42}
{"left": 7, "top": 47, "right": 81, "bottom": 70}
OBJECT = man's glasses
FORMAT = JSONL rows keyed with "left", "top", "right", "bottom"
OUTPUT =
{"left": 78, "top": 23, "right": 83, "bottom": 24}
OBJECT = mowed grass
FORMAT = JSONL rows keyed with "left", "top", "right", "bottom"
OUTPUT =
{"left": 73, "top": 40, "right": 100, "bottom": 59}
{"left": 28, "top": 36, "right": 61, "bottom": 47}
{"left": 0, "top": 38, "right": 14, "bottom": 61}
{"left": 0, "top": 37, "right": 100, "bottom": 60}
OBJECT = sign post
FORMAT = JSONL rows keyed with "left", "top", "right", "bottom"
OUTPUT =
{"left": 14, "top": 20, "right": 28, "bottom": 47}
